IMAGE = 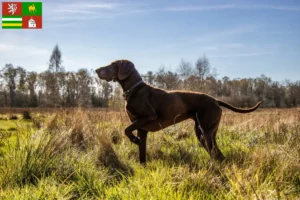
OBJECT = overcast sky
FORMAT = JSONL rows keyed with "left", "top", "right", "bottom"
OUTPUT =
{"left": 0, "top": 0, "right": 299, "bottom": 81}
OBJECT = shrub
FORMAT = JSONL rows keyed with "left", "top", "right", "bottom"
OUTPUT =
{"left": 9, "top": 115, "right": 18, "bottom": 120}
{"left": 23, "top": 110, "right": 32, "bottom": 120}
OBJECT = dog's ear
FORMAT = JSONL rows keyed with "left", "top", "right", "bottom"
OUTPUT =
{"left": 118, "top": 60, "right": 134, "bottom": 80}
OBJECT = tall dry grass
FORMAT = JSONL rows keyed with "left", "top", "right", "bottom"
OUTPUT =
{"left": 0, "top": 108, "right": 299, "bottom": 199}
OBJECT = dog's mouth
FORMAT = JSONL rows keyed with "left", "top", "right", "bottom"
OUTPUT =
{"left": 97, "top": 73, "right": 117, "bottom": 82}
{"left": 101, "top": 77, "right": 117, "bottom": 82}
{"left": 97, "top": 75, "right": 111, "bottom": 82}
{"left": 105, "top": 78, "right": 117, "bottom": 82}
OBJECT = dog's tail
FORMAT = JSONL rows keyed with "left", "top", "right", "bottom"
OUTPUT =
{"left": 218, "top": 100, "right": 261, "bottom": 113}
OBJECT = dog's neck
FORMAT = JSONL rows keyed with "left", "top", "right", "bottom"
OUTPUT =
{"left": 118, "top": 70, "right": 143, "bottom": 92}
{"left": 117, "top": 71, "right": 144, "bottom": 100}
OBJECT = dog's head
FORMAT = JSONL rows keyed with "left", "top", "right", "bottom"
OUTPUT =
{"left": 95, "top": 60, "right": 135, "bottom": 82}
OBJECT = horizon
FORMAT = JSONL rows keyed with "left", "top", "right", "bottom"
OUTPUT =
{"left": 0, "top": 0, "right": 300, "bottom": 82}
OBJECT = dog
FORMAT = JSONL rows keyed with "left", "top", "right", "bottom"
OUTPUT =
{"left": 95, "top": 60, "right": 261, "bottom": 164}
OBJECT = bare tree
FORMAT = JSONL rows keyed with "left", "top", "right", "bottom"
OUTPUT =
{"left": 195, "top": 55, "right": 211, "bottom": 81}
{"left": 101, "top": 80, "right": 112, "bottom": 107}
{"left": 286, "top": 80, "right": 300, "bottom": 107}
{"left": 110, "top": 85, "right": 124, "bottom": 109}
{"left": 143, "top": 71, "right": 155, "bottom": 85}
{"left": 15, "top": 67, "right": 27, "bottom": 106}
{"left": 76, "top": 69, "right": 92, "bottom": 106}
{"left": 155, "top": 66, "right": 180, "bottom": 90}
{"left": 65, "top": 72, "right": 77, "bottom": 106}
{"left": 178, "top": 59, "right": 193, "bottom": 79}
{"left": 254, "top": 75, "right": 271, "bottom": 107}
{"left": 221, "top": 76, "right": 231, "bottom": 96}
{"left": 26, "top": 72, "right": 38, "bottom": 107}
{"left": 39, "top": 71, "right": 60, "bottom": 107}
{"left": 17, "top": 67, "right": 26, "bottom": 91}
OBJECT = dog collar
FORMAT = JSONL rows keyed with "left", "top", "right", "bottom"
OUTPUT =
{"left": 123, "top": 80, "right": 144, "bottom": 100}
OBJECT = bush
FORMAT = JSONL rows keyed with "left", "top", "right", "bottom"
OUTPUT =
{"left": 23, "top": 110, "right": 32, "bottom": 120}
{"left": 9, "top": 115, "right": 18, "bottom": 120}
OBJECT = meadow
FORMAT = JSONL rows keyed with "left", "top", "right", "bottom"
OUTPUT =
{"left": 0, "top": 107, "right": 299, "bottom": 199}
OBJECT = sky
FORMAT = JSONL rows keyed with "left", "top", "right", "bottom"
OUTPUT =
{"left": 0, "top": 0, "right": 300, "bottom": 82}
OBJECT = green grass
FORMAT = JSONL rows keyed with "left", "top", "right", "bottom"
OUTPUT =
{"left": 0, "top": 120, "right": 18, "bottom": 131}
{"left": 0, "top": 109, "right": 299, "bottom": 199}
{"left": 0, "top": 118, "right": 33, "bottom": 131}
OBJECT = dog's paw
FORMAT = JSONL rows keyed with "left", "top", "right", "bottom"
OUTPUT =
{"left": 131, "top": 137, "right": 141, "bottom": 145}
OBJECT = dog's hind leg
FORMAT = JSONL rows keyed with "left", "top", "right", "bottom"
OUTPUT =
{"left": 137, "top": 129, "right": 148, "bottom": 164}
{"left": 193, "top": 117, "right": 209, "bottom": 152}
{"left": 208, "top": 115, "right": 225, "bottom": 161}
{"left": 193, "top": 108, "right": 225, "bottom": 161}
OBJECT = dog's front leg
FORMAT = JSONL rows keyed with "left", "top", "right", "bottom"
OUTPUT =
{"left": 137, "top": 129, "right": 148, "bottom": 164}
{"left": 125, "top": 99, "right": 157, "bottom": 145}
{"left": 125, "top": 118, "right": 151, "bottom": 145}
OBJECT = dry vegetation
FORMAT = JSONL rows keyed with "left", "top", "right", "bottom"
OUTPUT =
{"left": 0, "top": 108, "right": 299, "bottom": 199}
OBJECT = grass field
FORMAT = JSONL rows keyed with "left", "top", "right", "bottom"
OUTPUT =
{"left": 0, "top": 108, "right": 299, "bottom": 199}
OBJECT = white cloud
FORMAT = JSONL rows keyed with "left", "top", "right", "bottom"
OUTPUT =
{"left": 202, "top": 46, "right": 218, "bottom": 51}
{"left": 0, "top": 32, "right": 50, "bottom": 56}
{"left": 166, "top": 4, "right": 300, "bottom": 12}
{"left": 0, "top": 43, "right": 100, "bottom": 72}
{"left": 52, "top": 2, "right": 120, "bottom": 15}
{"left": 246, "top": 5, "right": 300, "bottom": 11}
{"left": 201, "top": 43, "right": 245, "bottom": 51}
{"left": 166, "top": 4, "right": 235, "bottom": 11}
{"left": 0, "top": 44, "right": 50, "bottom": 55}
{"left": 0, "top": 43, "right": 50, "bottom": 71}
{"left": 46, "top": 22, "right": 78, "bottom": 28}
{"left": 210, "top": 52, "right": 272, "bottom": 58}
{"left": 54, "top": 9, "right": 98, "bottom": 15}
{"left": 192, "top": 25, "right": 259, "bottom": 44}
{"left": 45, "top": 1, "right": 146, "bottom": 21}
{"left": 79, "top": 3, "right": 119, "bottom": 9}
{"left": 221, "top": 43, "right": 245, "bottom": 49}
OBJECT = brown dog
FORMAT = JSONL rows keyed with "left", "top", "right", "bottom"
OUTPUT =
{"left": 96, "top": 60, "right": 261, "bottom": 164}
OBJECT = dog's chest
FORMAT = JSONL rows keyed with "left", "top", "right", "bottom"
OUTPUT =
{"left": 125, "top": 99, "right": 148, "bottom": 119}
{"left": 126, "top": 109, "right": 137, "bottom": 122}
{"left": 125, "top": 104, "right": 141, "bottom": 119}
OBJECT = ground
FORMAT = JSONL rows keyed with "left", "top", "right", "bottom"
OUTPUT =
{"left": 0, "top": 108, "right": 299, "bottom": 199}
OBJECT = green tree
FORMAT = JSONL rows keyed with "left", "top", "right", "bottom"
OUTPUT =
{"left": 49, "top": 44, "right": 63, "bottom": 73}
{"left": 2, "top": 64, "right": 17, "bottom": 107}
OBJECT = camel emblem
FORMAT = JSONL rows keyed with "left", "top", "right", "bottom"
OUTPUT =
{"left": 28, "top": 4, "right": 36, "bottom": 13}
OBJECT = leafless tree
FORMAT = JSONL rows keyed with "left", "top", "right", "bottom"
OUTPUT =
{"left": 195, "top": 55, "right": 211, "bottom": 81}
{"left": 178, "top": 59, "right": 193, "bottom": 79}
{"left": 155, "top": 66, "right": 180, "bottom": 90}
{"left": 26, "top": 72, "right": 38, "bottom": 107}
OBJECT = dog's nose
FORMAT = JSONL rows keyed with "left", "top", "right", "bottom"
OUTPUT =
{"left": 96, "top": 68, "right": 106, "bottom": 77}
{"left": 96, "top": 68, "right": 104, "bottom": 76}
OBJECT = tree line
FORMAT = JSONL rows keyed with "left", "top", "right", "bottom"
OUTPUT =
{"left": 0, "top": 45, "right": 299, "bottom": 108}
